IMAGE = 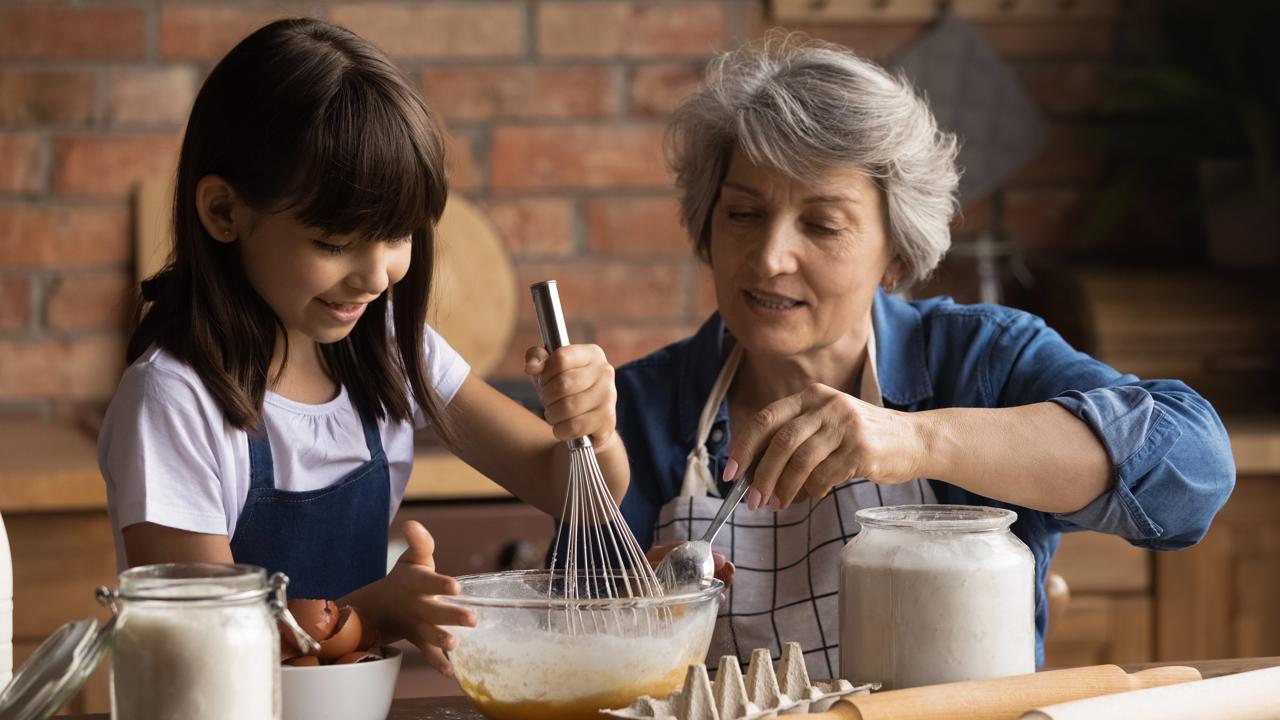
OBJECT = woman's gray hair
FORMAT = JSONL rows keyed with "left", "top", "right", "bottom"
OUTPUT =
{"left": 666, "top": 33, "right": 960, "bottom": 288}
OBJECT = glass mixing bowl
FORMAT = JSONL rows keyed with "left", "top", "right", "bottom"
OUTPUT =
{"left": 442, "top": 570, "right": 723, "bottom": 720}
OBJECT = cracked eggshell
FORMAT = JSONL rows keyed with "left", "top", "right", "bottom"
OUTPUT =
{"left": 283, "top": 599, "right": 340, "bottom": 654}
{"left": 316, "top": 606, "right": 363, "bottom": 660}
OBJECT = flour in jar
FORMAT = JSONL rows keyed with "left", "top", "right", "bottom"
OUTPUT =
{"left": 111, "top": 583, "right": 278, "bottom": 720}
{"left": 839, "top": 507, "right": 1035, "bottom": 690}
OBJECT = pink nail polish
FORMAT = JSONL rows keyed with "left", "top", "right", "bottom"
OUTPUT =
{"left": 766, "top": 495, "right": 782, "bottom": 511}
{"left": 746, "top": 488, "right": 762, "bottom": 511}
{"left": 723, "top": 458, "right": 739, "bottom": 482}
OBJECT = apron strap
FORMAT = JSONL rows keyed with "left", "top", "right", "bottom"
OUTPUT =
{"left": 357, "top": 406, "right": 385, "bottom": 461}
{"left": 247, "top": 425, "right": 275, "bottom": 491}
{"left": 680, "top": 343, "right": 743, "bottom": 498}
{"left": 680, "top": 314, "right": 882, "bottom": 499}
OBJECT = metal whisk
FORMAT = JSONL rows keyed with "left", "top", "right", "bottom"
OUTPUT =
{"left": 531, "top": 281, "right": 665, "bottom": 634}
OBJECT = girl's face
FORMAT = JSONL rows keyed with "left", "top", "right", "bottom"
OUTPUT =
{"left": 709, "top": 149, "right": 901, "bottom": 359}
{"left": 235, "top": 209, "right": 412, "bottom": 345}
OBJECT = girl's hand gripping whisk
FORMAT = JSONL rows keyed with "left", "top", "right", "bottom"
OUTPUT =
{"left": 530, "top": 280, "right": 663, "bottom": 610}
{"left": 525, "top": 289, "right": 619, "bottom": 454}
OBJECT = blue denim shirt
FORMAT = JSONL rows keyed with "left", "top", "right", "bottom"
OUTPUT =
{"left": 614, "top": 291, "right": 1236, "bottom": 666}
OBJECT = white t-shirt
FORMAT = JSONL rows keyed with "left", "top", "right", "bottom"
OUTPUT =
{"left": 98, "top": 324, "right": 470, "bottom": 570}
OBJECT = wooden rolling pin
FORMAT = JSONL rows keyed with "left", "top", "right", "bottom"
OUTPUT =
{"left": 1021, "top": 666, "right": 1280, "bottom": 720}
{"left": 807, "top": 665, "right": 1202, "bottom": 720}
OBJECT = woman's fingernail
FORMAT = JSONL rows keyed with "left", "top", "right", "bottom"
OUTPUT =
{"left": 723, "top": 458, "right": 739, "bottom": 482}
{"left": 766, "top": 495, "right": 782, "bottom": 511}
{"left": 746, "top": 488, "right": 762, "bottom": 511}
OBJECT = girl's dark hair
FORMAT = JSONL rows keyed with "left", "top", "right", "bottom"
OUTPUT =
{"left": 130, "top": 17, "right": 454, "bottom": 442}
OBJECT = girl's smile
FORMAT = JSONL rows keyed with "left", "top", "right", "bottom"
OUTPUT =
{"left": 315, "top": 298, "right": 369, "bottom": 325}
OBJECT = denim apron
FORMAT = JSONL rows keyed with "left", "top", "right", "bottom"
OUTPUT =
{"left": 229, "top": 407, "right": 391, "bottom": 601}
{"left": 653, "top": 327, "right": 935, "bottom": 680}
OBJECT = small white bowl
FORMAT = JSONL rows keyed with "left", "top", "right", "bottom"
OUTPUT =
{"left": 281, "top": 645, "right": 402, "bottom": 720}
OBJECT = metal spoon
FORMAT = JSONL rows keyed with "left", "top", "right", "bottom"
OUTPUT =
{"left": 655, "top": 474, "right": 752, "bottom": 591}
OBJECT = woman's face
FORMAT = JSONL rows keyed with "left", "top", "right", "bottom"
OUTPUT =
{"left": 709, "top": 149, "right": 901, "bottom": 360}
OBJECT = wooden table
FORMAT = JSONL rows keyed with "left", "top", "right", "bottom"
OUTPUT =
{"left": 56, "top": 657, "right": 1280, "bottom": 719}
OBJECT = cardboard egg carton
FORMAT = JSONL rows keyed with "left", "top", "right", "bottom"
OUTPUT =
{"left": 604, "top": 642, "right": 877, "bottom": 719}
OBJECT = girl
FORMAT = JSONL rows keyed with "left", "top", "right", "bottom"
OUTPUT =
{"left": 97, "top": 18, "right": 627, "bottom": 677}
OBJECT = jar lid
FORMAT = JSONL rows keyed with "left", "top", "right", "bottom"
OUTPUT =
{"left": 0, "top": 615, "right": 116, "bottom": 720}
{"left": 855, "top": 504, "right": 1017, "bottom": 532}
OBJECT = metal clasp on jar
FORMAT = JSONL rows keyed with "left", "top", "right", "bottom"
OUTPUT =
{"left": 268, "top": 572, "right": 322, "bottom": 655}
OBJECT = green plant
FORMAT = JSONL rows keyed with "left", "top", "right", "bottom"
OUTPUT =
{"left": 1080, "top": 0, "right": 1280, "bottom": 252}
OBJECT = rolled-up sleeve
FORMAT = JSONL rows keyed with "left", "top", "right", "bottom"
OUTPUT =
{"left": 990, "top": 313, "right": 1235, "bottom": 550}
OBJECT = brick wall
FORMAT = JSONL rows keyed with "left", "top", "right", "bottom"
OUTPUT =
{"left": 0, "top": 1, "right": 1160, "bottom": 417}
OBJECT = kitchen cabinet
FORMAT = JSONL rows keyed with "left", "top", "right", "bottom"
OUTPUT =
{"left": 1045, "top": 419, "right": 1280, "bottom": 666}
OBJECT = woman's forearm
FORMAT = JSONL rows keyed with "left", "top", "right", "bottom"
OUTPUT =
{"left": 910, "top": 402, "right": 1112, "bottom": 514}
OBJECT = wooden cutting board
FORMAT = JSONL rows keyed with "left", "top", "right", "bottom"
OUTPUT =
{"left": 134, "top": 178, "right": 516, "bottom": 377}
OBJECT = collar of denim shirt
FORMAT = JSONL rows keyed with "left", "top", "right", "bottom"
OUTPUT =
{"left": 673, "top": 289, "right": 937, "bottom": 456}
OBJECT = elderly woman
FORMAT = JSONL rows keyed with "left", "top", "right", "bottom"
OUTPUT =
{"left": 615, "top": 38, "right": 1235, "bottom": 679}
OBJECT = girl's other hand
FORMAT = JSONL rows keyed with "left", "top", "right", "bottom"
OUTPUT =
{"left": 370, "top": 521, "right": 475, "bottom": 676}
{"left": 646, "top": 543, "right": 736, "bottom": 586}
{"left": 525, "top": 344, "right": 618, "bottom": 447}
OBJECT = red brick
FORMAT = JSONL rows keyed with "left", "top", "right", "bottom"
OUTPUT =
{"left": 1020, "top": 63, "right": 1110, "bottom": 118}
{"left": 0, "top": 203, "right": 131, "bottom": 269}
{"left": 787, "top": 23, "right": 927, "bottom": 61}
{"left": 445, "top": 130, "right": 482, "bottom": 192}
{"left": 107, "top": 68, "right": 198, "bottom": 127}
{"left": 0, "top": 275, "right": 31, "bottom": 331}
{"left": 515, "top": 262, "right": 685, "bottom": 323}
{"left": 584, "top": 196, "right": 689, "bottom": 258}
{"left": 51, "top": 134, "right": 180, "bottom": 198}
{"left": 0, "top": 8, "right": 146, "bottom": 60}
{"left": 0, "top": 134, "right": 44, "bottom": 194}
{"left": 0, "top": 335, "right": 125, "bottom": 400}
{"left": 538, "top": 2, "right": 727, "bottom": 59}
{"left": 332, "top": 3, "right": 524, "bottom": 59}
{"left": 1005, "top": 188, "right": 1086, "bottom": 252}
{"left": 0, "top": 71, "right": 97, "bottom": 126}
{"left": 422, "top": 66, "right": 617, "bottom": 121}
{"left": 47, "top": 270, "right": 133, "bottom": 332}
{"left": 1014, "top": 123, "right": 1106, "bottom": 184}
{"left": 482, "top": 198, "right": 575, "bottom": 258}
{"left": 595, "top": 323, "right": 698, "bottom": 366}
{"left": 629, "top": 63, "right": 703, "bottom": 117}
{"left": 492, "top": 125, "right": 668, "bottom": 190}
{"left": 159, "top": 5, "right": 309, "bottom": 61}
{"left": 978, "top": 22, "right": 1113, "bottom": 60}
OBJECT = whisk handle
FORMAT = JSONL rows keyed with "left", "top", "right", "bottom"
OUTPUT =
{"left": 531, "top": 280, "right": 572, "bottom": 351}
{"left": 531, "top": 280, "right": 592, "bottom": 451}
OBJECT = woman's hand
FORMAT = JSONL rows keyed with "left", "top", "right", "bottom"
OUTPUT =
{"left": 525, "top": 343, "right": 618, "bottom": 447}
{"left": 725, "top": 383, "right": 923, "bottom": 510}
{"left": 646, "top": 543, "right": 736, "bottom": 586}
{"left": 345, "top": 521, "right": 475, "bottom": 677}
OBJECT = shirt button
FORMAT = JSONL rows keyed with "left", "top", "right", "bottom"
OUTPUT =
{"left": 710, "top": 429, "right": 724, "bottom": 443}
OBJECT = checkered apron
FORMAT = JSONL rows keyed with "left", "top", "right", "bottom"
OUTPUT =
{"left": 653, "top": 328, "right": 935, "bottom": 680}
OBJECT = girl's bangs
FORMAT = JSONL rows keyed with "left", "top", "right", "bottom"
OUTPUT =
{"left": 281, "top": 78, "right": 443, "bottom": 241}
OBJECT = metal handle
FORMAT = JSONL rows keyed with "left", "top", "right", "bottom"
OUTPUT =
{"left": 270, "top": 572, "right": 322, "bottom": 655}
{"left": 529, "top": 280, "right": 591, "bottom": 450}
{"left": 700, "top": 474, "right": 751, "bottom": 544}
{"left": 531, "top": 280, "right": 571, "bottom": 351}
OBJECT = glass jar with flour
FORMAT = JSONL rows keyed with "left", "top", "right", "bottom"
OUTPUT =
{"left": 107, "top": 564, "right": 287, "bottom": 719}
{"left": 839, "top": 505, "right": 1034, "bottom": 690}
{"left": 0, "top": 563, "right": 318, "bottom": 720}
